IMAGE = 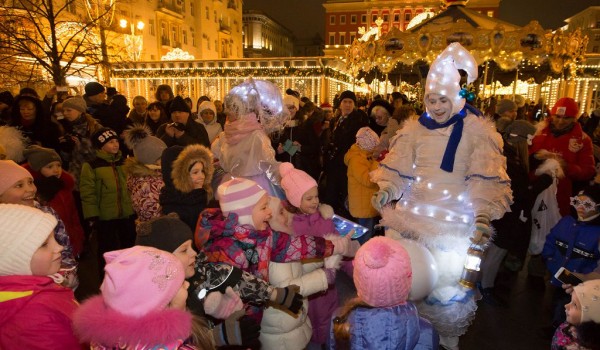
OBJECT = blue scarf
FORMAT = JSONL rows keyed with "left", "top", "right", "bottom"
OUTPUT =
{"left": 418, "top": 108, "right": 467, "bottom": 172}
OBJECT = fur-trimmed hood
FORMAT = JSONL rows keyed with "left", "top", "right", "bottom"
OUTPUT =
{"left": 73, "top": 295, "right": 192, "bottom": 349}
{"left": 172, "top": 144, "right": 214, "bottom": 194}
{"left": 123, "top": 156, "right": 162, "bottom": 177}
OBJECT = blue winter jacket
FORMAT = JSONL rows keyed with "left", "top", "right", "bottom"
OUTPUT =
{"left": 542, "top": 215, "right": 600, "bottom": 287}
{"left": 328, "top": 302, "right": 439, "bottom": 350}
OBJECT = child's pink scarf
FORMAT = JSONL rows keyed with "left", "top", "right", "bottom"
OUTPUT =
{"left": 224, "top": 114, "right": 263, "bottom": 145}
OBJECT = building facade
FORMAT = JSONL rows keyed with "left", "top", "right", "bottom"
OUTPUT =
{"left": 242, "top": 10, "right": 294, "bottom": 58}
{"left": 323, "top": 0, "right": 500, "bottom": 57}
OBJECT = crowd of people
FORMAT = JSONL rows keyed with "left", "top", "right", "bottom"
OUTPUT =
{"left": 1, "top": 42, "right": 600, "bottom": 350}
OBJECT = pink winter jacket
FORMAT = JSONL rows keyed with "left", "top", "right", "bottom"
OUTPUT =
{"left": 0, "top": 275, "right": 82, "bottom": 350}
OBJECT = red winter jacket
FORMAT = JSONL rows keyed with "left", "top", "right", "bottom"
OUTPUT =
{"left": 529, "top": 121, "right": 596, "bottom": 216}
{"left": 0, "top": 275, "right": 82, "bottom": 350}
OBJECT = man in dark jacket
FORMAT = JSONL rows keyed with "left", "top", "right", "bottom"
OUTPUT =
{"left": 322, "top": 90, "right": 369, "bottom": 218}
{"left": 156, "top": 96, "right": 210, "bottom": 148}
{"left": 84, "top": 82, "right": 127, "bottom": 137}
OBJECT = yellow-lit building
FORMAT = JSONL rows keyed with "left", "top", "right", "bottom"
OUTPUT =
{"left": 242, "top": 10, "right": 294, "bottom": 58}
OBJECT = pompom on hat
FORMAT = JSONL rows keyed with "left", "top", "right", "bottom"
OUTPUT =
{"left": 355, "top": 127, "right": 380, "bottom": 151}
{"left": 0, "top": 204, "right": 58, "bottom": 276}
{"left": 551, "top": 97, "right": 579, "bottom": 119}
{"left": 23, "top": 145, "right": 62, "bottom": 172}
{"left": 123, "top": 125, "right": 167, "bottom": 165}
{"left": 353, "top": 236, "right": 412, "bottom": 307}
{"left": 279, "top": 162, "right": 317, "bottom": 208}
{"left": 217, "top": 178, "right": 266, "bottom": 227}
{"left": 100, "top": 246, "right": 185, "bottom": 317}
{"left": 62, "top": 96, "right": 87, "bottom": 114}
{"left": 0, "top": 160, "right": 33, "bottom": 196}
{"left": 425, "top": 42, "right": 478, "bottom": 116}
{"left": 573, "top": 280, "right": 600, "bottom": 323}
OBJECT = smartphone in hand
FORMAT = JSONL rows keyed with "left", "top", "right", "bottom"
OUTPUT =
{"left": 331, "top": 214, "right": 368, "bottom": 240}
{"left": 554, "top": 267, "right": 584, "bottom": 286}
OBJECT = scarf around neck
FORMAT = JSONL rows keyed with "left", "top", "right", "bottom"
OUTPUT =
{"left": 418, "top": 107, "right": 467, "bottom": 172}
{"left": 224, "top": 113, "right": 263, "bottom": 145}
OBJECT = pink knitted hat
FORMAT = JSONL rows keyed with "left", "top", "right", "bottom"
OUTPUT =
{"left": 279, "top": 162, "right": 317, "bottom": 208}
{"left": 217, "top": 178, "right": 266, "bottom": 227}
{"left": 0, "top": 160, "right": 33, "bottom": 196}
{"left": 353, "top": 236, "right": 412, "bottom": 307}
{"left": 356, "top": 127, "right": 380, "bottom": 151}
{"left": 100, "top": 246, "right": 185, "bottom": 318}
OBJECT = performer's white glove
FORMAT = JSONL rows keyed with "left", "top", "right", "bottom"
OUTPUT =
{"left": 371, "top": 187, "right": 394, "bottom": 212}
{"left": 470, "top": 214, "right": 491, "bottom": 246}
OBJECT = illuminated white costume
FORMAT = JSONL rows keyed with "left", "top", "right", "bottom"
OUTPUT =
{"left": 371, "top": 43, "right": 512, "bottom": 347}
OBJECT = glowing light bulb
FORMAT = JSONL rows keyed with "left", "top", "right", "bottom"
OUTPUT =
{"left": 427, "top": 183, "right": 433, "bottom": 189}
{"left": 443, "top": 189, "right": 449, "bottom": 195}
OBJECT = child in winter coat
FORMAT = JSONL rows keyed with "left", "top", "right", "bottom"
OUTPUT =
{"left": 552, "top": 280, "right": 600, "bottom": 350}
{"left": 543, "top": 184, "right": 600, "bottom": 328}
{"left": 330, "top": 236, "right": 439, "bottom": 350}
{"left": 123, "top": 125, "right": 167, "bottom": 222}
{"left": 196, "top": 101, "right": 222, "bottom": 144}
{"left": 80, "top": 127, "right": 135, "bottom": 278}
{"left": 259, "top": 196, "right": 342, "bottom": 350}
{"left": 160, "top": 144, "right": 214, "bottom": 230}
{"left": 195, "top": 177, "right": 357, "bottom": 323}
{"left": 344, "top": 127, "right": 380, "bottom": 243}
{"left": 23, "top": 145, "right": 85, "bottom": 256}
{"left": 73, "top": 246, "right": 207, "bottom": 349}
{"left": 278, "top": 162, "right": 360, "bottom": 346}
{"left": 0, "top": 204, "right": 82, "bottom": 349}
{"left": 0, "top": 160, "right": 78, "bottom": 286}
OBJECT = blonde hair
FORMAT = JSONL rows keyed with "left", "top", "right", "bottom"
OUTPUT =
{"left": 190, "top": 315, "right": 216, "bottom": 349}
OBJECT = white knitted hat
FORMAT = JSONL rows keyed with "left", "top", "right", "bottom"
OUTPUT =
{"left": 356, "top": 127, "right": 380, "bottom": 151}
{"left": 0, "top": 204, "right": 58, "bottom": 276}
{"left": 574, "top": 280, "right": 600, "bottom": 323}
{"left": 425, "top": 42, "right": 478, "bottom": 116}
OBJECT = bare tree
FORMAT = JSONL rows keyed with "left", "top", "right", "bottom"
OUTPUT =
{"left": 0, "top": 0, "right": 116, "bottom": 87}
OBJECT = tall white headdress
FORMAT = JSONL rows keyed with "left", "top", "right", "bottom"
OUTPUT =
{"left": 425, "top": 42, "right": 478, "bottom": 116}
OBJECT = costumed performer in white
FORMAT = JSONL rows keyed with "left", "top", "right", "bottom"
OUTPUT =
{"left": 370, "top": 42, "right": 512, "bottom": 350}
{"left": 211, "top": 78, "right": 289, "bottom": 198}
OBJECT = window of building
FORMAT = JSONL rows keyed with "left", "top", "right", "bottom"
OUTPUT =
{"left": 340, "top": 15, "right": 346, "bottom": 24}
{"left": 149, "top": 19, "right": 155, "bottom": 36}
{"left": 330, "top": 15, "right": 335, "bottom": 25}
{"left": 214, "top": 10, "right": 217, "bottom": 23}
{"left": 404, "top": 12, "right": 411, "bottom": 22}
{"left": 350, "top": 33, "right": 355, "bottom": 43}
{"left": 487, "top": 10, "right": 494, "bottom": 17}
{"left": 372, "top": 14, "right": 377, "bottom": 22}
{"left": 340, "top": 34, "right": 345, "bottom": 45}
{"left": 190, "top": 2, "right": 194, "bottom": 16}
{"left": 205, "top": 6, "right": 209, "bottom": 20}
{"left": 394, "top": 14, "right": 400, "bottom": 22}
{"left": 215, "top": 40, "right": 218, "bottom": 51}
{"left": 171, "top": 25, "right": 178, "bottom": 45}
{"left": 183, "top": 30, "right": 187, "bottom": 44}
{"left": 383, "top": 14, "right": 388, "bottom": 22}
{"left": 593, "top": 46, "right": 599, "bottom": 53}
{"left": 351, "top": 15, "right": 357, "bottom": 24}
{"left": 161, "top": 22, "right": 167, "bottom": 42}
{"left": 207, "top": 39, "right": 210, "bottom": 50}
{"left": 191, "top": 29, "right": 196, "bottom": 46}
{"left": 329, "top": 33, "right": 335, "bottom": 45}
{"left": 361, "top": 14, "right": 367, "bottom": 23}
{"left": 595, "top": 34, "right": 600, "bottom": 41}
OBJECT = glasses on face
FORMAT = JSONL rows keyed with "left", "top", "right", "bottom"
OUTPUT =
{"left": 570, "top": 196, "right": 599, "bottom": 211}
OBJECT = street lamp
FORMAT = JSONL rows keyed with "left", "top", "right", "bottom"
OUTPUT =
{"left": 119, "top": 19, "right": 145, "bottom": 61}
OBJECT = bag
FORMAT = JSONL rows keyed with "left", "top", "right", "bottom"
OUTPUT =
{"left": 528, "top": 175, "right": 561, "bottom": 254}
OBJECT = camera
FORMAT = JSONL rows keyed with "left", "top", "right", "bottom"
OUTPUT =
{"left": 168, "top": 122, "right": 186, "bottom": 131}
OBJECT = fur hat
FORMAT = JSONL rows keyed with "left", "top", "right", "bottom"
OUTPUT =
{"left": 496, "top": 99, "right": 517, "bottom": 116}
{"left": 551, "top": 97, "right": 579, "bottom": 119}
{"left": 62, "top": 96, "right": 87, "bottom": 114}
{"left": 339, "top": 90, "right": 357, "bottom": 104}
{"left": 197, "top": 101, "right": 216, "bottom": 116}
{"left": 0, "top": 160, "right": 32, "bottom": 195}
{"left": 356, "top": 127, "right": 380, "bottom": 151}
{"left": 320, "top": 102, "right": 333, "bottom": 111}
{"left": 84, "top": 82, "right": 105, "bottom": 97}
{"left": 136, "top": 213, "right": 192, "bottom": 253}
{"left": 169, "top": 96, "right": 191, "bottom": 115}
{"left": 0, "top": 204, "right": 58, "bottom": 276}
{"left": 23, "top": 145, "right": 62, "bottom": 172}
{"left": 283, "top": 95, "right": 300, "bottom": 109}
{"left": 92, "top": 127, "right": 118, "bottom": 149}
{"left": 0, "top": 126, "right": 27, "bottom": 162}
{"left": 368, "top": 100, "right": 394, "bottom": 118}
{"left": 171, "top": 144, "right": 214, "bottom": 194}
{"left": 425, "top": 43, "right": 478, "bottom": 116}
{"left": 124, "top": 125, "right": 167, "bottom": 165}
{"left": 279, "top": 162, "right": 317, "bottom": 208}
{"left": 217, "top": 178, "right": 266, "bottom": 227}
{"left": 100, "top": 246, "right": 185, "bottom": 317}
{"left": 353, "top": 236, "right": 412, "bottom": 307}
{"left": 573, "top": 280, "right": 600, "bottom": 323}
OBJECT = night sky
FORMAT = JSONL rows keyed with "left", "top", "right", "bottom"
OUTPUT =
{"left": 243, "top": 0, "right": 599, "bottom": 39}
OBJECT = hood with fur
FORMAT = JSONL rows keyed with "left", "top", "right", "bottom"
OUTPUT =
{"left": 123, "top": 157, "right": 161, "bottom": 177}
{"left": 171, "top": 144, "right": 214, "bottom": 195}
{"left": 73, "top": 296, "right": 192, "bottom": 348}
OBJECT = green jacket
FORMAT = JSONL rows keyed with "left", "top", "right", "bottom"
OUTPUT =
{"left": 79, "top": 150, "right": 134, "bottom": 220}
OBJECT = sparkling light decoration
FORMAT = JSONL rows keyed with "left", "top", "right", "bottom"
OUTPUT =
{"left": 161, "top": 48, "right": 196, "bottom": 61}
{"left": 406, "top": 11, "right": 435, "bottom": 31}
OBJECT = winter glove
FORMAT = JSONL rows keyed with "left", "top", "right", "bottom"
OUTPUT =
{"left": 371, "top": 187, "right": 394, "bottom": 212}
{"left": 204, "top": 286, "right": 244, "bottom": 320}
{"left": 212, "top": 309, "right": 261, "bottom": 348}
{"left": 324, "top": 268, "right": 337, "bottom": 285}
{"left": 330, "top": 234, "right": 360, "bottom": 258}
{"left": 470, "top": 214, "right": 491, "bottom": 246}
{"left": 271, "top": 284, "right": 303, "bottom": 314}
